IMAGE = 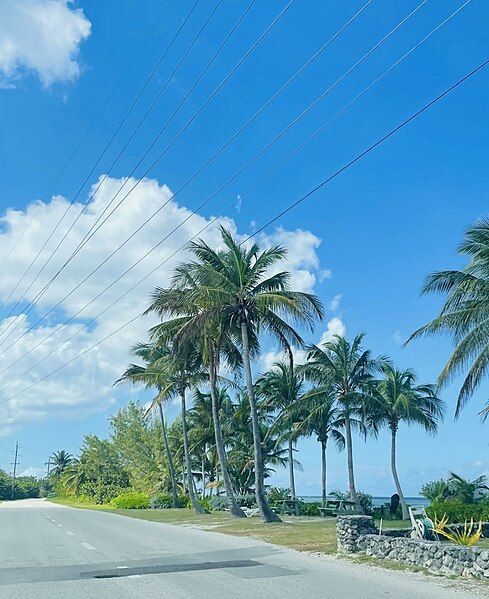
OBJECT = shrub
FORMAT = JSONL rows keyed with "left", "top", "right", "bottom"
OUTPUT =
{"left": 236, "top": 493, "right": 257, "bottom": 508}
{"left": 209, "top": 495, "right": 229, "bottom": 511}
{"left": 268, "top": 487, "right": 290, "bottom": 503}
{"left": 110, "top": 491, "right": 150, "bottom": 509}
{"left": 149, "top": 493, "right": 175, "bottom": 509}
{"left": 299, "top": 501, "right": 320, "bottom": 516}
{"left": 427, "top": 499, "right": 489, "bottom": 523}
{"left": 198, "top": 497, "right": 212, "bottom": 512}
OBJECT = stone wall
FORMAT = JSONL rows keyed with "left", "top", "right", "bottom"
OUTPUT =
{"left": 337, "top": 515, "right": 489, "bottom": 579}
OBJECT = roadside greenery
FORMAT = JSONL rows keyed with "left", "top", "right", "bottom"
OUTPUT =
{"left": 423, "top": 473, "right": 489, "bottom": 522}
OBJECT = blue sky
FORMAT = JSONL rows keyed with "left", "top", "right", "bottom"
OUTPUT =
{"left": 0, "top": 0, "right": 487, "bottom": 496}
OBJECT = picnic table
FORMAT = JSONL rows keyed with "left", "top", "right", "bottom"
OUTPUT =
{"left": 270, "top": 498, "right": 300, "bottom": 516}
{"left": 319, "top": 498, "right": 357, "bottom": 517}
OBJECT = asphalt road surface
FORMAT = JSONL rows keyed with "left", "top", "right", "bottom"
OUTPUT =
{"left": 0, "top": 499, "right": 483, "bottom": 598}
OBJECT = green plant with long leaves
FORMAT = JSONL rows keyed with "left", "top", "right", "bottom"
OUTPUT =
{"left": 303, "top": 334, "right": 381, "bottom": 505}
{"left": 408, "top": 218, "right": 489, "bottom": 418}
{"left": 291, "top": 385, "right": 345, "bottom": 503}
{"left": 115, "top": 342, "right": 180, "bottom": 507}
{"left": 166, "top": 226, "right": 323, "bottom": 522}
{"left": 49, "top": 450, "right": 73, "bottom": 476}
{"left": 447, "top": 472, "right": 488, "bottom": 503}
{"left": 257, "top": 359, "right": 306, "bottom": 500}
{"left": 369, "top": 364, "right": 444, "bottom": 519}
{"left": 146, "top": 280, "right": 246, "bottom": 518}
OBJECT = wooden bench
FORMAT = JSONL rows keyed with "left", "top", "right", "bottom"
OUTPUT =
{"left": 270, "top": 498, "right": 300, "bottom": 516}
{"left": 319, "top": 498, "right": 357, "bottom": 517}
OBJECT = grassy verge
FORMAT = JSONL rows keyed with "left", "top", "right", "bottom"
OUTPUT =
{"left": 50, "top": 497, "right": 339, "bottom": 553}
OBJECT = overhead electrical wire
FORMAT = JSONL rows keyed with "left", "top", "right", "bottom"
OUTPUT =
{"left": 0, "top": 2, "right": 473, "bottom": 392}
{"left": 0, "top": 0, "right": 202, "bottom": 317}
{"left": 1, "top": 56, "right": 486, "bottom": 406}
{"left": 0, "top": 0, "right": 290, "bottom": 347}
{"left": 0, "top": 0, "right": 176, "bottom": 273}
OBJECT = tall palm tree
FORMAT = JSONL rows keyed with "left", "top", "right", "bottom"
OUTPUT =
{"left": 172, "top": 226, "right": 323, "bottom": 522}
{"left": 304, "top": 334, "right": 380, "bottom": 504}
{"left": 291, "top": 388, "right": 344, "bottom": 503}
{"left": 257, "top": 359, "right": 305, "bottom": 499}
{"left": 146, "top": 287, "right": 246, "bottom": 518}
{"left": 408, "top": 219, "right": 489, "bottom": 418}
{"left": 49, "top": 450, "right": 73, "bottom": 476}
{"left": 370, "top": 365, "right": 444, "bottom": 519}
{"left": 115, "top": 342, "right": 180, "bottom": 508}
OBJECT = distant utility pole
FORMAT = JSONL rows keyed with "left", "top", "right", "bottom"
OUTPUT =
{"left": 11, "top": 442, "right": 19, "bottom": 500}
{"left": 45, "top": 458, "right": 54, "bottom": 478}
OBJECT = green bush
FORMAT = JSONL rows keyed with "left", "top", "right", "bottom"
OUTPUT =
{"left": 149, "top": 493, "right": 175, "bottom": 509}
{"left": 427, "top": 499, "right": 489, "bottom": 523}
{"left": 198, "top": 497, "right": 212, "bottom": 512}
{"left": 209, "top": 496, "right": 229, "bottom": 511}
{"left": 236, "top": 493, "right": 257, "bottom": 508}
{"left": 110, "top": 491, "right": 150, "bottom": 509}
{"left": 299, "top": 501, "right": 320, "bottom": 516}
{"left": 357, "top": 492, "right": 373, "bottom": 516}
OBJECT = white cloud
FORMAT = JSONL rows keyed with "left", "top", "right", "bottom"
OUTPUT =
{"left": 260, "top": 317, "right": 346, "bottom": 373}
{"left": 0, "top": 0, "right": 91, "bottom": 88}
{"left": 0, "top": 175, "right": 325, "bottom": 431}
{"left": 328, "top": 293, "right": 342, "bottom": 311}
{"left": 19, "top": 466, "right": 44, "bottom": 477}
{"left": 393, "top": 330, "right": 403, "bottom": 346}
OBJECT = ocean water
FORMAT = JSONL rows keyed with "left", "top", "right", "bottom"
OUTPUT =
{"left": 300, "top": 496, "right": 429, "bottom": 507}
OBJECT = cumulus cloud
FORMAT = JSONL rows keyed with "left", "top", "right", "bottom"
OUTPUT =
{"left": 260, "top": 316, "right": 346, "bottom": 373}
{"left": 0, "top": 176, "right": 325, "bottom": 431}
{"left": 0, "top": 0, "right": 91, "bottom": 88}
{"left": 328, "top": 293, "right": 342, "bottom": 311}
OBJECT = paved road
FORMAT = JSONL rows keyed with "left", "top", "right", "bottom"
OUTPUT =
{"left": 0, "top": 499, "right": 482, "bottom": 598}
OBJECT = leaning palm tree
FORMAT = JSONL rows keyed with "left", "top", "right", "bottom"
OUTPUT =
{"left": 369, "top": 364, "right": 444, "bottom": 519}
{"left": 49, "top": 450, "right": 73, "bottom": 476}
{"left": 408, "top": 219, "right": 489, "bottom": 418}
{"left": 291, "top": 388, "right": 345, "bottom": 503}
{"left": 257, "top": 359, "right": 306, "bottom": 500}
{"left": 115, "top": 342, "right": 180, "bottom": 508}
{"left": 304, "top": 334, "right": 381, "bottom": 504}
{"left": 146, "top": 287, "right": 246, "bottom": 518}
{"left": 167, "top": 226, "right": 323, "bottom": 522}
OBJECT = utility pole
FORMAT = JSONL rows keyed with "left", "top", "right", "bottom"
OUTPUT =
{"left": 11, "top": 442, "right": 19, "bottom": 500}
{"left": 45, "top": 459, "right": 54, "bottom": 478}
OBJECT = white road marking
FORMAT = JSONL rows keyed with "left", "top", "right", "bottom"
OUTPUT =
{"left": 117, "top": 566, "right": 129, "bottom": 569}
{"left": 57, "top": 524, "right": 63, "bottom": 528}
{"left": 81, "top": 542, "right": 97, "bottom": 551}
{"left": 128, "top": 575, "right": 141, "bottom": 579}
{"left": 66, "top": 530, "right": 75, "bottom": 536}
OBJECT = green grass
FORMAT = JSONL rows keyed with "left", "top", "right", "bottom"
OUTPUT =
{"left": 50, "top": 497, "right": 338, "bottom": 553}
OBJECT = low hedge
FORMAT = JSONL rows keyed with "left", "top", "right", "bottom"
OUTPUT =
{"left": 110, "top": 491, "right": 150, "bottom": 509}
{"left": 426, "top": 499, "right": 489, "bottom": 522}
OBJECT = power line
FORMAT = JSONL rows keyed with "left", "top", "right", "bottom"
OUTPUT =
{"left": 0, "top": 0, "right": 374, "bottom": 353}
{"left": 0, "top": 1, "right": 176, "bottom": 274}
{"left": 0, "top": 0, "right": 464, "bottom": 384}
{"left": 0, "top": 0, "right": 202, "bottom": 324}
{"left": 0, "top": 0, "right": 471, "bottom": 393}
{"left": 0, "top": 57, "right": 486, "bottom": 408}
{"left": 0, "top": 0, "right": 285, "bottom": 349}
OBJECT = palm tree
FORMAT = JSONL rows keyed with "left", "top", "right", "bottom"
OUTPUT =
{"left": 115, "top": 342, "right": 180, "bottom": 508}
{"left": 408, "top": 219, "right": 489, "bottom": 418}
{"left": 172, "top": 226, "right": 323, "bottom": 522}
{"left": 291, "top": 388, "right": 344, "bottom": 503}
{"left": 257, "top": 359, "right": 305, "bottom": 499}
{"left": 370, "top": 364, "right": 444, "bottom": 519}
{"left": 447, "top": 472, "right": 488, "bottom": 503}
{"left": 49, "top": 450, "right": 73, "bottom": 476}
{"left": 304, "top": 334, "right": 380, "bottom": 505}
{"left": 146, "top": 283, "right": 247, "bottom": 518}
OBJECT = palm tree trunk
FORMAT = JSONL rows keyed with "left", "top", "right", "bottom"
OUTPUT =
{"left": 157, "top": 402, "right": 179, "bottom": 508}
{"left": 390, "top": 424, "right": 408, "bottom": 520}
{"left": 321, "top": 438, "right": 327, "bottom": 504}
{"left": 344, "top": 414, "right": 358, "bottom": 505}
{"left": 201, "top": 453, "right": 206, "bottom": 500}
{"left": 180, "top": 387, "right": 206, "bottom": 514}
{"left": 241, "top": 322, "right": 281, "bottom": 522}
{"left": 288, "top": 438, "right": 296, "bottom": 499}
{"left": 209, "top": 361, "right": 246, "bottom": 518}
